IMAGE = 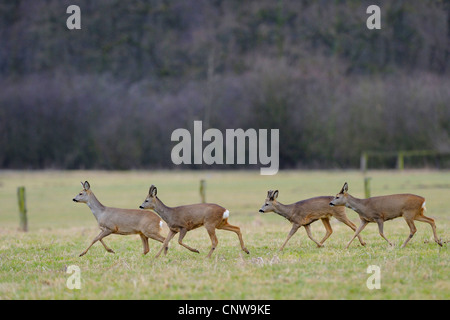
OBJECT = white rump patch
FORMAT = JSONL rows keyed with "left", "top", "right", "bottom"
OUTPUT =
{"left": 422, "top": 201, "right": 426, "bottom": 210}
{"left": 223, "top": 210, "right": 230, "bottom": 219}
{"left": 159, "top": 220, "right": 163, "bottom": 228}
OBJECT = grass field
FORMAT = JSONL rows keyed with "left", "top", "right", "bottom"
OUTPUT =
{"left": 0, "top": 170, "right": 448, "bottom": 300}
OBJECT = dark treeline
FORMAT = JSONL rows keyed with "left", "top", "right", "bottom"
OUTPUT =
{"left": 0, "top": 0, "right": 449, "bottom": 169}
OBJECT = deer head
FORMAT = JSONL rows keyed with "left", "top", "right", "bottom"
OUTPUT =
{"left": 329, "top": 182, "right": 349, "bottom": 207}
{"left": 139, "top": 185, "right": 157, "bottom": 209}
{"left": 73, "top": 181, "right": 91, "bottom": 203}
{"left": 259, "top": 189, "right": 279, "bottom": 213}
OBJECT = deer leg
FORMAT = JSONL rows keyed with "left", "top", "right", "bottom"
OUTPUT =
{"left": 376, "top": 219, "right": 393, "bottom": 246}
{"left": 304, "top": 224, "right": 323, "bottom": 247}
{"left": 205, "top": 226, "right": 218, "bottom": 258}
{"left": 139, "top": 234, "right": 150, "bottom": 255}
{"left": 217, "top": 222, "right": 249, "bottom": 254}
{"left": 155, "top": 229, "right": 177, "bottom": 258}
{"left": 304, "top": 224, "right": 323, "bottom": 248}
{"left": 334, "top": 214, "right": 366, "bottom": 246}
{"left": 346, "top": 219, "right": 369, "bottom": 249}
{"left": 178, "top": 228, "right": 200, "bottom": 253}
{"left": 99, "top": 239, "right": 115, "bottom": 254}
{"left": 142, "top": 226, "right": 165, "bottom": 244}
{"left": 279, "top": 223, "right": 300, "bottom": 251}
{"left": 79, "top": 229, "right": 113, "bottom": 257}
{"left": 146, "top": 233, "right": 165, "bottom": 244}
{"left": 401, "top": 218, "right": 417, "bottom": 248}
{"left": 415, "top": 215, "right": 442, "bottom": 246}
{"left": 319, "top": 218, "right": 333, "bottom": 246}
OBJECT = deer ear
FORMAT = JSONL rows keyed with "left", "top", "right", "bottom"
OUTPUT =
{"left": 149, "top": 185, "right": 157, "bottom": 197}
{"left": 83, "top": 181, "right": 90, "bottom": 191}
{"left": 340, "top": 182, "right": 348, "bottom": 194}
{"left": 272, "top": 190, "right": 279, "bottom": 199}
{"left": 268, "top": 190, "right": 278, "bottom": 201}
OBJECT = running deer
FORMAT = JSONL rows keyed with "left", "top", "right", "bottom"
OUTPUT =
{"left": 329, "top": 182, "right": 443, "bottom": 248}
{"left": 139, "top": 185, "right": 250, "bottom": 258}
{"left": 259, "top": 190, "right": 366, "bottom": 250}
{"left": 73, "top": 181, "right": 165, "bottom": 256}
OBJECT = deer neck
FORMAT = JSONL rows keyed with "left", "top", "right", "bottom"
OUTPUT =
{"left": 345, "top": 194, "right": 367, "bottom": 215}
{"left": 87, "top": 192, "right": 105, "bottom": 221}
{"left": 153, "top": 197, "right": 175, "bottom": 225}
{"left": 272, "top": 201, "right": 294, "bottom": 221}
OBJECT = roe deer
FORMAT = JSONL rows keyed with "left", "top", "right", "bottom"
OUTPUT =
{"left": 329, "top": 182, "right": 443, "bottom": 248}
{"left": 259, "top": 190, "right": 365, "bottom": 250}
{"left": 73, "top": 181, "right": 165, "bottom": 256}
{"left": 139, "top": 185, "right": 250, "bottom": 258}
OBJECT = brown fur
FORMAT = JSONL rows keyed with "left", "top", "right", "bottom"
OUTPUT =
{"left": 140, "top": 185, "right": 249, "bottom": 258}
{"left": 330, "top": 182, "right": 443, "bottom": 248}
{"left": 73, "top": 181, "right": 165, "bottom": 256}
{"left": 259, "top": 190, "right": 365, "bottom": 250}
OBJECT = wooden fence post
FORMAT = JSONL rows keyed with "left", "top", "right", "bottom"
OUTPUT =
{"left": 360, "top": 152, "right": 368, "bottom": 173}
{"left": 364, "top": 177, "right": 372, "bottom": 199}
{"left": 17, "top": 186, "right": 28, "bottom": 232}
{"left": 200, "top": 179, "right": 206, "bottom": 203}
{"left": 397, "top": 151, "right": 404, "bottom": 170}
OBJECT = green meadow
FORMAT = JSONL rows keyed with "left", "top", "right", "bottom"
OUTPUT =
{"left": 0, "top": 170, "right": 448, "bottom": 299}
